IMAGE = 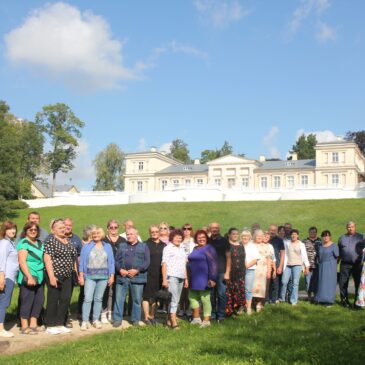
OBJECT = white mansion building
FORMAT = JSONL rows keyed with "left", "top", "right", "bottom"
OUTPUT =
{"left": 124, "top": 141, "right": 365, "bottom": 194}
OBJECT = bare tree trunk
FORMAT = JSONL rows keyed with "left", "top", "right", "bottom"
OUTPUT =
{"left": 52, "top": 172, "right": 56, "bottom": 197}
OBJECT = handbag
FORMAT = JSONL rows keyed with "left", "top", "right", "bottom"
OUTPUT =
{"left": 154, "top": 288, "right": 172, "bottom": 302}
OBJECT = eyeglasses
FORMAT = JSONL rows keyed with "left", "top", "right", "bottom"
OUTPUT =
{"left": 159, "top": 227, "right": 168, "bottom": 230}
{"left": 183, "top": 227, "right": 192, "bottom": 231}
{"left": 108, "top": 226, "right": 118, "bottom": 229}
{"left": 28, "top": 228, "right": 38, "bottom": 232}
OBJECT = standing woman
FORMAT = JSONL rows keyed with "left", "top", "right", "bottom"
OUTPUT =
{"left": 188, "top": 230, "right": 218, "bottom": 328}
{"left": 355, "top": 247, "right": 365, "bottom": 307}
{"left": 179, "top": 223, "right": 196, "bottom": 317}
{"left": 79, "top": 227, "right": 114, "bottom": 330}
{"left": 225, "top": 228, "right": 246, "bottom": 317}
{"left": 44, "top": 219, "right": 78, "bottom": 335}
{"left": 280, "top": 229, "right": 310, "bottom": 305}
{"left": 162, "top": 229, "right": 188, "bottom": 330}
{"left": 142, "top": 225, "right": 164, "bottom": 325}
{"left": 315, "top": 230, "right": 339, "bottom": 306}
{"left": 101, "top": 220, "right": 125, "bottom": 324}
{"left": 252, "top": 230, "right": 271, "bottom": 312}
{"left": 0, "top": 221, "right": 18, "bottom": 338}
{"left": 242, "top": 230, "right": 259, "bottom": 315}
{"left": 17, "top": 223, "right": 45, "bottom": 334}
{"left": 159, "top": 222, "right": 170, "bottom": 244}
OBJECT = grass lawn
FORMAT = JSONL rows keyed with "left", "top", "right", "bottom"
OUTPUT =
{"left": 2, "top": 199, "right": 365, "bottom": 364}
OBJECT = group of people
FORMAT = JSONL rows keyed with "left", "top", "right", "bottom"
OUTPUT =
{"left": 0, "top": 212, "right": 364, "bottom": 338}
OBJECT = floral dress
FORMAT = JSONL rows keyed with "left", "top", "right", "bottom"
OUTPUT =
{"left": 252, "top": 244, "right": 271, "bottom": 299}
{"left": 225, "top": 243, "right": 246, "bottom": 316}
{"left": 355, "top": 248, "right": 365, "bottom": 307}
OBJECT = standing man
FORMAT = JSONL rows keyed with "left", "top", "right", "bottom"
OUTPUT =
{"left": 284, "top": 223, "right": 292, "bottom": 241}
{"left": 18, "top": 212, "right": 48, "bottom": 242}
{"left": 268, "top": 224, "right": 285, "bottom": 304}
{"left": 120, "top": 219, "right": 142, "bottom": 242}
{"left": 338, "top": 221, "right": 364, "bottom": 308}
{"left": 64, "top": 218, "right": 82, "bottom": 255}
{"left": 302, "top": 227, "right": 322, "bottom": 302}
{"left": 208, "top": 222, "right": 231, "bottom": 322}
{"left": 113, "top": 228, "right": 150, "bottom": 327}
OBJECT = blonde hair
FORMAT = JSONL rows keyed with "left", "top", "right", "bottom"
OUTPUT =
{"left": 253, "top": 229, "right": 264, "bottom": 242}
{"left": 91, "top": 226, "right": 105, "bottom": 239}
{"left": 240, "top": 230, "right": 252, "bottom": 240}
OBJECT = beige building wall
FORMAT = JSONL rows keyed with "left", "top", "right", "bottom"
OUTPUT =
{"left": 30, "top": 184, "right": 46, "bottom": 199}
{"left": 254, "top": 170, "right": 315, "bottom": 190}
{"left": 156, "top": 173, "right": 208, "bottom": 191}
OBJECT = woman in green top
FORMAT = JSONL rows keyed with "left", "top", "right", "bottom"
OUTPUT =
{"left": 17, "top": 222, "right": 45, "bottom": 335}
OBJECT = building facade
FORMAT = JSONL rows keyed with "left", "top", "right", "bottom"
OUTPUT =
{"left": 123, "top": 141, "right": 365, "bottom": 194}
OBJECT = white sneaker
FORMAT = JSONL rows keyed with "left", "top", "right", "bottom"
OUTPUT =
{"left": 80, "top": 321, "right": 90, "bottom": 331}
{"left": 46, "top": 327, "right": 61, "bottom": 335}
{"left": 199, "top": 320, "right": 211, "bottom": 328}
{"left": 0, "top": 329, "right": 14, "bottom": 338}
{"left": 101, "top": 312, "right": 109, "bottom": 324}
{"left": 57, "top": 326, "right": 72, "bottom": 333}
{"left": 92, "top": 320, "right": 102, "bottom": 329}
{"left": 190, "top": 317, "right": 202, "bottom": 325}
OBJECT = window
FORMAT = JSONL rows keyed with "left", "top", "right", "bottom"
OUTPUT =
{"left": 161, "top": 180, "right": 167, "bottom": 191}
{"left": 261, "top": 177, "right": 267, "bottom": 189}
{"left": 301, "top": 175, "right": 308, "bottom": 187}
{"left": 273, "top": 176, "right": 281, "bottom": 189}
{"left": 197, "top": 179, "right": 203, "bottom": 185}
{"left": 185, "top": 179, "right": 191, "bottom": 186}
{"left": 138, "top": 162, "right": 144, "bottom": 171}
{"left": 173, "top": 179, "right": 179, "bottom": 188}
{"left": 137, "top": 181, "right": 143, "bottom": 192}
{"left": 332, "top": 174, "right": 339, "bottom": 186}
{"left": 214, "top": 178, "right": 221, "bottom": 186}
{"left": 213, "top": 169, "right": 222, "bottom": 177}
{"left": 332, "top": 152, "right": 339, "bottom": 163}
{"left": 226, "top": 168, "right": 236, "bottom": 176}
{"left": 287, "top": 176, "right": 294, "bottom": 188}
{"left": 242, "top": 177, "right": 249, "bottom": 188}
{"left": 228, "top": 178, "right": 236, "bottom": 188}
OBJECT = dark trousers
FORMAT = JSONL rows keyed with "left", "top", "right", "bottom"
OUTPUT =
{"left": 339, "top": 262, "right": 362, "bottom": 303}
{"left": 269, "top": 274, "right": 281, "bottom": 303}
{"left": 19, "top": 284, "right": 44, "bottom": 319}
{"left": 45, "top": 276, "right": 72, "bottom": 327}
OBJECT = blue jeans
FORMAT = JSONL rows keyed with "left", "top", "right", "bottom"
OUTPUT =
{"left": 210, "top": 272, "right": 227, "bottom": 319}
{"left": 167, "top": 276, "right": 184, "bottom": 314}
{"left": 245, "top": 269, "right": 255, "bottom": 301}
{"left": 82, "top": 278, "right": 108, "bottom": 322}
{"left": 280, "top": 265, "right": 302, "bottom": 305}
{"left": 113, "top": 279, "right": 144, "bottom": 323}
{"left": 0, "top": 279, "right": 15, "bottom": 323}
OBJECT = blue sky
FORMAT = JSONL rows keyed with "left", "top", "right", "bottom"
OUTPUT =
{"left": 1, "top": 0, "right": 364, "bottom": 189}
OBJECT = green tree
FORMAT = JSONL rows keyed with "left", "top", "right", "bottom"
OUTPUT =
{"left": 345, "top": 130, "right": 365, "bottom": 156}
{"left": 291, "top": 134, "right": 317, "bottom": 159}
{"left": 35, "top": 103, "right": 84, "bottom": 196}
{"left": 200, "top": 140, "right": 234, "bottom": 164}
{"left": 169, "top": 139, "right": 191, "bottom": 163}
{"left": 93, "top": 143, "right": 125, "bottom": 191}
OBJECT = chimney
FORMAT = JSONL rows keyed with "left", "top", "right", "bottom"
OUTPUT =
{"left": 194, "top": 159, "right": 200, "bottom": 165}
{"left": 150, "top": 147, "right": 157, "bottom": 152}
{"left": 259, "top": 155, "right": 266, "bottom": 162}
{"left": 291, "top": 153, "right": 298, "bottom": 161}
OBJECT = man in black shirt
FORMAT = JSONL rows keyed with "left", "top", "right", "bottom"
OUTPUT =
{"left": 208, "top": 222, "right": 231, "bottom": 321}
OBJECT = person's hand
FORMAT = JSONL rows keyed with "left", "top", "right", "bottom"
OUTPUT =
{"left": 79, "top": 276, "right": 84, "bottom": 286}
{"left": 127, "top": 269, "right": 139, "bottom": 278}
{"left": 304, "top": 267, "right": 309, "bottom": 275}
{"left": 162, "top": 279, "right": 168, "bottom": 288}
{"left": 184, "top": 278, "right": 189, "bottom": 289}
{"left": 108, "top": 276, "right": 114, "bottom": 286}
{"left": 120, "top": 269, "right": 128, "bottom": 277}
{"left": 223, "top": 272, "right": 230, "bottom": 281}
{"left": 208, "top": 280, "right": 216, "bottom": 288}
{"left": 266, "top": 271, "right": 271, "bottom": 279}
{"left": 49, "top": 276, "right": 58, "bottom": 288}
{"left": 277, "top": 267, "right": 282, "bottom": 275}
{"left": 27, "top": 276, "right": 36, "bottom": 286}
{"left": 272, "top": 271, "right": 277, "bottom": 279}
{"left": 0, "top": 279, "right": 5, "bottom": 291}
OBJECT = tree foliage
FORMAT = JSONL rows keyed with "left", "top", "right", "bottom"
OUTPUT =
{"left": 345, "top": 130, "right": 365, "bottom": 156}
{"left": 169, "top": 139, "right": 191, "bottom": 164}
{"left": 291, "top": 134, "right": 317, "bottom": 160}
{"left": 200, "top": 140, "right": 234, "bottom": 164}
{"left": 35, "top": 103, "right": 84, "bottom": 196}
{"left": 93, "top": 143, "right": 125, "bottom": 191}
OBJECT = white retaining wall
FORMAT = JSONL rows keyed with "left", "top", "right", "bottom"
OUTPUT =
{"left": 24, "top": 185, "right": 365, "bottom": 208}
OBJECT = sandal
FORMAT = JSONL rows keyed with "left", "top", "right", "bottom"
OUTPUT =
{"left": 171, "top": 325, "right": 180, "bottom": 330}
{"left": 20, "top": 327, "right": 30, "bottom": 335}
{"left": 29, "top": 327, "right": 42, "bottom": 334}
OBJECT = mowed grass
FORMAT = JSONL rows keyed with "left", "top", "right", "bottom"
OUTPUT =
{"left": 2, "top": 199, "right": 365, "bottom": 364}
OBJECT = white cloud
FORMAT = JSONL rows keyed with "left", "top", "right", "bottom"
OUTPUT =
{"left": 262, "top": 126, "right": 280, "bottom": 159}
{"left": 193, "top": 0, "right": 249, "bottom": 28}
{"left": 295, "top": 129, "right": 339, "bottom": 143}
{"left": 316, "top": 21, "right": 336, "bottom": 43}
{"left": 138, "top": 138, "right": 146, "bottom": 151}
{"left": 159, "top": 142, "right": 172, "bottom": 154}
{"left": 288, "top": 0, "right": 334, "bottom": 39}
{"left": 56, "top": 139, "right": 95, "bottom": 189}
{"left": 169, "top": 40, "right": 208, "bottom": 60}
{"left": 4, "top": 2, "right": 143, "bottom": 91}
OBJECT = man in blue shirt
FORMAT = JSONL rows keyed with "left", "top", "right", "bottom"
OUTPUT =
{"left": 338, "top": 221, "right": 364, "bottom": 308}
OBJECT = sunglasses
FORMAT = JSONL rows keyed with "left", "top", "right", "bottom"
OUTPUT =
{"left": 28, "top": 228, "right": 38, "bottom": 232}
{"left": 183, "top": 227, "right": 192, "bottom": 231}
{"left": 108, "top": 226, "right": 118, "bottom": 229}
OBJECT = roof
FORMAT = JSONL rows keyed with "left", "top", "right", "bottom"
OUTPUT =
{"left": 256, "top": 159, "right": 316, "bottom": 171}
{"left": 156, "top": 164, "right": 208, "bottom": 175}
{"left": 32, "top": 181, "right": 78, "bottom": 198}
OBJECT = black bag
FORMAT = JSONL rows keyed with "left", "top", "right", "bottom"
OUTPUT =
{"left": 154, "top": 288, "right": 172, "bottom": 302}
{"left": 22, "top": 275, "right": 38, "bottom": 286}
